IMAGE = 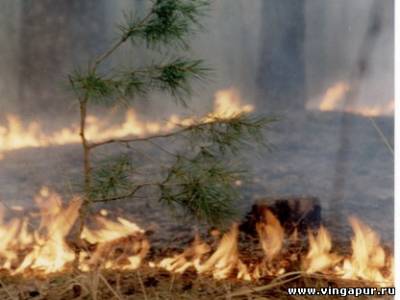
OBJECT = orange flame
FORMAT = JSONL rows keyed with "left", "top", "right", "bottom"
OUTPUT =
{"left": 302, "top": 217, "right": 393, "bottom": 286}
{"left": 256, "top": 209, "right": 284, "bottom": 262}
{"left": 303, "top": 226, "right": 341, "bottom": 274}
{"left": 156, "top": 234, "right": 210, "bottom": 274}
{"left": 156, "top": 225, "right": 251, "bottom": 280}
{"left": 318, "top": 82, "right": 350, "bottom": 111}
{"left": 350, "top": 100, "right": 394, "bottom": 117}
{"left": 308, "top": 81, "right": 394, "bottom": 117}
{"left": 337, "top": 217, "right": 393, "bottom": 285}
{"left": 156, "top": 211, "right": 286, "bottom": 281}
{"left": 213, "top": 88, "right": 253, "bottom": 118}
{"left": 0, "top": 188, "right": 148, "bottom": 275}
{"left": 0, "top": 188, "right": 393, "bottom": 286}
{"left": 80, "top": 214, "right": 149, "bottom": 271}
{"left": 0, "top": 205, "right": 30, "bottom": 269}
{"left": 14, "top": 187, "right": 81, "bottom": 274}
{"left": 0, "top": 88, "right": 253, "bottom": 160}
{"left": 197, "top": 225, "right": 251, "bottom": 280}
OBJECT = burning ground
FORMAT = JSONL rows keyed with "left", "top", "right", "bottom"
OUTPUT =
{"left": 0, "top": 187, "right": 394, "bottom": 299}
{"left": 0, "top": 90, "right": 394, "bottom": 299}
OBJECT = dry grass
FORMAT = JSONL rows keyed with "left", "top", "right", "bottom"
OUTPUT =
{"left": 0, "top": 267, "right": 394, "bottom": 300}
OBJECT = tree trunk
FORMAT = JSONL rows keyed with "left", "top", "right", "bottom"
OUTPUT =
{"left": 257, "top": 0, "right": 306, "bottom": 113}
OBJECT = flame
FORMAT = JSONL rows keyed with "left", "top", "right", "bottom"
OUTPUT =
{"left": 0, "top": 88, "right": 253, "bottom": 160}
{"left": 157, "top": 225, "right": 251, "bottom": 280}
{"left": 80, "top": 214, "right": 149, "bottom": 270}
{"left": 336, "top": 217, "right": 392, "bottom": 285}
{"left": 301, "top": 217, "right": 393, "bottom": 286}
{"left": 303, "top": 226, "right": 341, "bottom": 274}
{"left": 156, "top": 234, "right": 211, "bottom": 274}
{"left": 308, "top": 81, "right": 394, "bottom": 117}
{"left": 0, "top": 187, "right": 393, "bottom": 286}
{"left": 82, "top": 215, "right": 145, "bottom": 244}
{"left": 0, "top": 205, "right": 29, "bottom": 269}
{"left": 0, "top": 188, "right": 148, "bottom": 275}
{"left": 213, "top": 88, "right": 253, "bottom": 118}
{"left": 318, "top": 82, "right": 350, "bottom": 111}
{"left": 197, "top": 225, "right": 251, "bottom": 280}
{"left": 256, "top": 209, "right": 284, "bottom": 262}
{"left": 350, "top": 100, "right": 395, "bottom": 117}
{"left": 13, "top": 188, "right": 81, "bottom": 274}
{"left": 156, "top": 212, "right": 286, "bottom": 281}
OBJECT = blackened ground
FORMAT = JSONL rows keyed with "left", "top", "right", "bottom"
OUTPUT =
{"left": 0, "top": 111, "right": 394, "bottom": 249}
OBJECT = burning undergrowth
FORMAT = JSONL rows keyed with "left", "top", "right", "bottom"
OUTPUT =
{"left": 0, "top": 87, "right": 394, "bottom": 299}
{"left": 0, "top": 187, "right": 393, "bottom": 293}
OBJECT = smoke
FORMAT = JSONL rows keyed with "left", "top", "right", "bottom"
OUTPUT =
{"left": 111, "top": 0, "right": 394, "bottom": 114}
{"left": 305, "top": 0, "right": 394, "bottom": 110}
{"left": 0, "top": 0, "right": 394, "bottom": 116}
{"left": 0, "top": 1, "right": 20, "bottom": 113}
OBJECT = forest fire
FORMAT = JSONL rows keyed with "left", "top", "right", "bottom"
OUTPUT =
{"left": 0, "top": 88, "right": 253, "bottom": 160}
{"left": 0, "top": 188, "right": 393, "bottom": 288}
{"left": 0, "top": 0, "right": 394, "bottom": 298}
{"left": 0, "top": 86, "right": 393, "bottom": 289}
{"left": 0, "top": 82, "right": 392, "bottom": 161}
{"left": 307, "top": 81, "right": 395, "bottom": 117}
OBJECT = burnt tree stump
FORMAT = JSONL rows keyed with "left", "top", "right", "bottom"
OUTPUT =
{"left": 240, "top": 196, "right": 321, "bottom": 236}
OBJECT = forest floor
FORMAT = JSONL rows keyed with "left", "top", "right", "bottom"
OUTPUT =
{"left": 0, "top": 265, "right": 394, "bottom": 300}
{"left": 0, "top": 110, "right": 393, "bottom": 242}
{"left": 0, "top": 110, "right": 394, "bottom": 299}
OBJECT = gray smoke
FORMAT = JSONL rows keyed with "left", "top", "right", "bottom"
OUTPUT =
{"left": 0, "top": 0, "right": 394, "bottom": 115}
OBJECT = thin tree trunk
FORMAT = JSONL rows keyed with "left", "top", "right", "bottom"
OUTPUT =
{"left": 257, "top": 0, "right": 306, "bottom": 113}
{"left": 75, "top": 97, "right": 91, "bottom": 267}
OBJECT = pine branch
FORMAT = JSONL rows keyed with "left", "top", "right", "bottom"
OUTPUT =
{"left": 90, "top": 10, "right": 155, "bottom": 72}
{"left": 70, "top": 58, "right": 209, "bottom": 106}
{"left": 89, "top": 113, "right": 276, "bottom": 149}
{"left": 91, "top": 154, "right": 243, "bottom": 226}
{"left": 189, "top": 114, "right": 278, "bottom": 154}
{"left": 159, "top": 152, "right": 244, "bottom": 225}
{"left": 88, "top": 123, "right": 193, "bottom": 149}
{"left": 88, "top": 154, "right": 134, "bottom": 200}
{"left": 92, "top": 183, "right": 156, "bottom": 203}
{"left": 119, "top": 0, "right": 210, "bottom": 49}
{"left": 118, "top": 58, "right": 210, "bottom": 103}
{"left": 86, "top": 113, "right": 277, "bottom": 225}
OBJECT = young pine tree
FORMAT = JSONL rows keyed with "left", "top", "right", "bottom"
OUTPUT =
{"left": 68, "top": 0, "right": 276, "bottom": 232}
